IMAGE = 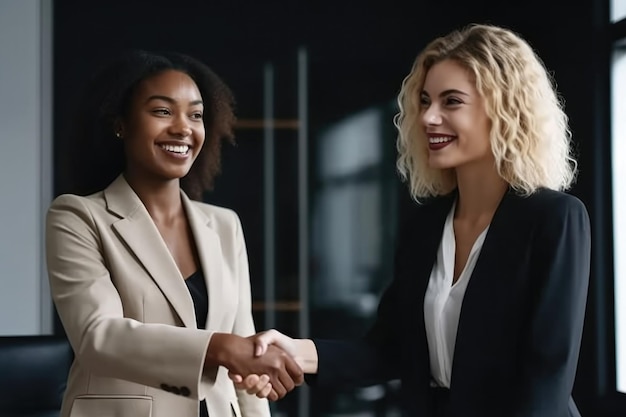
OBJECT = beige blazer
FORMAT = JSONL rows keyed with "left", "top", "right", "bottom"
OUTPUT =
{"left": 46, "top": 175, "right": 270, "bottom": 417}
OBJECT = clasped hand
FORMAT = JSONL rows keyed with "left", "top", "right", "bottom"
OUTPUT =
{"left": 227, "top": 329, "right": 297, "bottom": 400}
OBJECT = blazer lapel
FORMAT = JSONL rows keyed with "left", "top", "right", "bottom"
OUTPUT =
{"left": 398, "top": 194, "right": 455, "bottom": 375}
{"left": 181, "top": 193, "right": 223, "bottom": 331}
{"left": 419, "top": 197, "right": 456, "bottom": 374}
{"left": 450, "top": 190, "right": 529, "bottom": 386}
{"left": 455, "top": 190, "right": 527, "bottom": 320}
{"left": 104, "top": 175, "right": 197, "bottom": 328}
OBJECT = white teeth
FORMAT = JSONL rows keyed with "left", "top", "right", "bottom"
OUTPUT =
{"left": 160, "top": 144, "right": 189, "bottom": 154}
{"left": 429, "top": 136, "right": 454, "bottom": 144}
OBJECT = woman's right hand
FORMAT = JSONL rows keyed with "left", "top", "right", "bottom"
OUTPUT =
{"left": 207, "top": 332, "right": 302, "bottom": 401}
{"left": 250, "top": 329, "right": 296, "bottom": 357}
{"left": 229, "top": 329, "right": 298, "bottom": 398}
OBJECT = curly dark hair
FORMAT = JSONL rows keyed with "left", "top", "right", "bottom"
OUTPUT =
{"left": 68, "top": 49, "right": 236, "bottom": 200}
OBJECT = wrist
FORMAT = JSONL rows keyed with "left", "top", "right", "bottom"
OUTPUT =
{"left": 293, "top": 339, "right": 318, "bottom": 374}
{"left": 205, "top": 332, "right": 235, "bottom": 368}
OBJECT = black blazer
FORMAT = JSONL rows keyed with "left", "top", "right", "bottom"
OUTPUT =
{"left": 311, "top": 188, "right": 591, "bottom": 417}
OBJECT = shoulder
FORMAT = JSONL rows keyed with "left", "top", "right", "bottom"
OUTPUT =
{"left": 515, "top": 190, "right": 591, "bottom": 247}
{"left": 515, "top": 188, "right": 589, "bottom": 222}
{"left": 45, "top": 192, "right": 108, "bottom": 245}
{"left": 47, "top": 191, "right": 106, "bottom": 222}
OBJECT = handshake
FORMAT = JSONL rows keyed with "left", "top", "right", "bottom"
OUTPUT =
{"left": 209, "top": 329, "right": 311, "bottom": 401}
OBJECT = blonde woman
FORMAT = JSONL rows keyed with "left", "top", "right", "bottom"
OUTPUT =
{"left": 234, "top": 24, "right": 590, "bottom": 416}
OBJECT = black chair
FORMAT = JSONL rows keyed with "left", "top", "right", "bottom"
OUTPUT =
{"left": 0, "top": 335, "right": 73, "bottom": 417}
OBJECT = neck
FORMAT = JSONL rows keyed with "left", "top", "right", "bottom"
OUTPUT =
{"left": 123, "top": 173, "right": 183, "bottom": 224}
{"left": 454, "top": 163, "right": 508, "bottom": 223}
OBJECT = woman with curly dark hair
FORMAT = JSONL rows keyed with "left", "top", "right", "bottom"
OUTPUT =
{"left": 46, "top": 50, "right": 302, "bottom": 417}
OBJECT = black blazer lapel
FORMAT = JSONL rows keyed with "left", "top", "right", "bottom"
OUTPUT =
{"left": 449, "top": 191, "right": 534, "bottom": 393}
{"left": 396, "top": 194, "right": 455, "bottom": 384}
{"left": 397, "top": 193, "right": 455, "bottom": 317}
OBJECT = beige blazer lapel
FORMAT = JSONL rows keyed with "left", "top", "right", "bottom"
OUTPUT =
{"left": 104, "top": 175, "right": 196, "bottom": 328}
{"left": 181, "top": 193, "right": 223, "bottom": 331}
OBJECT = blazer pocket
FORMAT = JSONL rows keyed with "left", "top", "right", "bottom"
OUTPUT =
{"left": 69, "top": 394, "right": 153, "bottom": 417}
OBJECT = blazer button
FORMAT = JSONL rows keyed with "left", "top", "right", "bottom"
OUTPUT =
{"left": 180, "top": 386, "right": 191, "bottom": 397}
{"left": 170, "top": 386, "right": 181, "bottom": 396}
{"left": 160, "top": 383, "right": 171, "bottom": 392}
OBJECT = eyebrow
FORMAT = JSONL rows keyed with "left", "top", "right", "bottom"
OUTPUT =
{"left": 145, "top": 95, "right": 203, "bottom": 106}
{"left": 420, "top": 89, "right": 470, "bottom": 98}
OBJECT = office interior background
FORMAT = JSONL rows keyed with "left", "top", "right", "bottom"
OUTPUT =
{"left": 1, "top": 0, "right": 626, "bottom": 415}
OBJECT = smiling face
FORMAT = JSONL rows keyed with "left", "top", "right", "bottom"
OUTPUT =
{"left": 118, "top": 69, "right": 205, "bottom": 184}
{"left": 419, "top": 59, "right": 493, "bottom": 172}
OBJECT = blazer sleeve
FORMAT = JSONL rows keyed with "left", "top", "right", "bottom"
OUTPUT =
{"left": 515, "top": 195, "right": 591, "bottom": 416}
{"left": 310, "top": 236, "right": 411, "bottom": 388}
{"left": 311, "top": 289, "right": 403, "bottom": 388}
{"left": 46, "top": 194, "right": 213, "bottom": 400}
{"left": 228, "top": 212, "right": 271, "bottom": 417}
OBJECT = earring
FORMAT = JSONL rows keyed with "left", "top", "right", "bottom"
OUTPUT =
{"left": 115, "top": 132, "right": 122, "bottom": 139}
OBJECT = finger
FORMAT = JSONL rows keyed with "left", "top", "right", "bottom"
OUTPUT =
{"left": 277, "top": 368, "right": 296, "bottom": 394}
{"left": 232, "top": 380, "right": 246, "bottom": 390}
{"left": 254, "top": 329, "right": 280, "bottom": 357}
{"left": 268, "top": 373, "right": 287, "bottom": 399}
{"left": 249, "top": 374, "right": 270, "bottom": 395}
{"left": 257, "top": 382, "right": 273, "bottom": 399}
{"left": 242, "top": 375, "right": 260, "bottom": 393}
{"left": 261, "top": 345, "right": 291, "bottom": 397}
{"left": 246, "top": 374, "right": 261, "bottom": 388}
{"left": 244, "top": 375, "right": 264, "bottom": 395}
{"left": 254, "top": 342, "right": 266, "bottom": 357}
{"left": 233, "top": 374, "right": 257, "bottom": 391}
{"left": 228, "top": 372, "right": 243, "bottom": 383}
{"left": 254, "top": 337, "right": 270, "bottom": 357}
{"left": 284, "top": 353, "right": 305, "bottom": 386}
{"left": 274, "top": 355, "right": 297, "bottom": 393}
{"left": 267, "top": 388, "right": 279, "bottom": 402}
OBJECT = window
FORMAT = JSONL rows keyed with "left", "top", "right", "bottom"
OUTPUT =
{"left": 613, "top": 44, "right": 626, "bottom": 393}
{"left": 612, "top": 0, "right": 626, "bottom": 22}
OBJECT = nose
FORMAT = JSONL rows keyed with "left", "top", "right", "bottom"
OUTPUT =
{"left": 170, "top": 116, "right": 192, "bottom": 137}
{"left": 421, "top": 105, "right": 442, "bottom": 126}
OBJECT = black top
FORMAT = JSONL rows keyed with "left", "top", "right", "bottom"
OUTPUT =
{"left": 185, "top": 269, "right": 208, "bottom": 330}
{"left": 185, "top": 270, "right": 209, "bottom": 417}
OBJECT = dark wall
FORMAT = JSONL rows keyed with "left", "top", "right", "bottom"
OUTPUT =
{"left": 53, "top": 0, "right": 605, "bottom": 199}
{"left": 52, "top": 0, "right": 619, "bottom": 415}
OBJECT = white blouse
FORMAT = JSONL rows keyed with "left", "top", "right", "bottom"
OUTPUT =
{"left": 423, "top": 202, "right": 489, "bottom": 388}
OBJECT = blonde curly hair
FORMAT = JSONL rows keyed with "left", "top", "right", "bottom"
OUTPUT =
{"left": 394, "top": 23, "right": 577, "bottom": 201}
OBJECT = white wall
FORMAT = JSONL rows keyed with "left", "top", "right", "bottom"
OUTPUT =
{"left": 0, "top": 0, "right": 53, "bottom": 335}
